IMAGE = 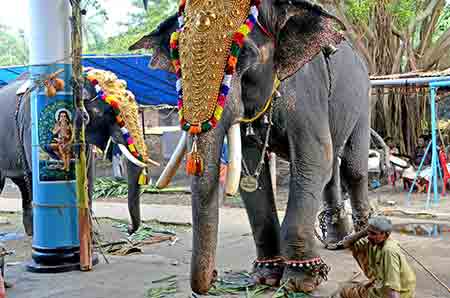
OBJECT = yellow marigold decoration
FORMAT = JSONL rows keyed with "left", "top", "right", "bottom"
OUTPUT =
{"left": 85, "top": 68, "right": 149, "bottom": 162}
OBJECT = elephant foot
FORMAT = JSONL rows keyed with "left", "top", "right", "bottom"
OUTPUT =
{"left": 352, "top": 209, "right": 372, "bottom": 232}
{"left": 281, "top": 258, "right": 330, "bottom": 293}
{"left": 326, "top": 218, "right": 352, "bottom": 247}
{"left": 191, "top": 269, "right": 218, "bottom": 294}
{"left": 127, "top": 224, "right": 139, "bottom": 235}
{"left": 22, "top": 209, "right": 33, "bottom": 236}
{"left": 322, "top": 205, "right": 352, "bottom": 246}
{"left": 252, "top": 257, "right": 285, "bottom": 286}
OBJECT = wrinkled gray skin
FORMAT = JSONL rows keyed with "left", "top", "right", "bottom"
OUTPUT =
{"left": 133, "top": 0, "right": 371, "bottom": 294}
{"left": 0, "top": 77, "right": 144, "bottom": 236}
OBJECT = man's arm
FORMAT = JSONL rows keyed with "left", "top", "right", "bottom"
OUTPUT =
{"left": 326, "top": 227, "right": 368, "bottom": 250}
{"left": 342, "top": 227, "right": 369, "bottom": 248}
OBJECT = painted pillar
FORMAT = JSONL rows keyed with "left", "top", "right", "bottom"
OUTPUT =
{"left": 26, "top": 0, "right": 80, "bottom": 272}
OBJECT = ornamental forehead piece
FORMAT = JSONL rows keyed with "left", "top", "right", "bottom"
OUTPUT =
{"left": 179, "top": 0, "right": 251, "bottom": 124}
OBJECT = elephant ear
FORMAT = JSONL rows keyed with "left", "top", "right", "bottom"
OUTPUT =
{"left": 129, "top": 14, "right": 178, "bottom": 73}
{"left": 274, "top": 0, "right": 345, "bottom": 80}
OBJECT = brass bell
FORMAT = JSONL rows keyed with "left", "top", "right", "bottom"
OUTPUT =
{"left": 246, "top": 124, "right": 255, "bottom": 136}
{"left": 322, "top": 44, "right": 338, "bottom": 57}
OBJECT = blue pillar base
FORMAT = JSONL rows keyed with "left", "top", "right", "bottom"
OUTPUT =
{"left": 25, "top": 247, "right": 98, "bottom": 273}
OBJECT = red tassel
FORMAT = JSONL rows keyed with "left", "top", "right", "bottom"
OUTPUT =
{"left": 186, "top": 137, "right": 203, "bottom": 176}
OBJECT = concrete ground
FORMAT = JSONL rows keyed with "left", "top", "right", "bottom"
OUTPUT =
{"left": 0, "top": 184, "right": 449, "bottom": 297}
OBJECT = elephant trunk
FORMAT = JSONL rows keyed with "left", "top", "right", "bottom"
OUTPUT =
{"left": 190, "top": 129, "right": 225, "bottom": 294}
{"left": 126, "top": 160, "right": 143, "bottom": 234}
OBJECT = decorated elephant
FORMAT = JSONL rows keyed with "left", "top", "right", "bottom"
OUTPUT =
{"left": 131, "top": 0, "right": 371, "bottom": 294}
{"left": 0, "top": 69, "right": 154, "bottom": 236}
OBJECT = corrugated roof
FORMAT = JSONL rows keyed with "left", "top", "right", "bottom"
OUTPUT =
{"left": 370, "top": 68, "right": 450, "bottom": 80}
{"left": 0, "top": 55, "right": 177, "bottom": 106}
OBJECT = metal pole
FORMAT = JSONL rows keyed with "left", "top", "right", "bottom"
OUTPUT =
{"left": 430, "top": 87, "right": 439, "bottom": 206}
{"left": 371, "top": 76, "right": 450, "bottom": 87}
{"left": 26, "top": 0, "right": 80, "bottom": 273}
{"left": 407, "top": 142, "right": 431, "bottom": 204}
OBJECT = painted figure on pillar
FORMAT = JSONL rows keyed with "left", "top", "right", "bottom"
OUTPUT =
{"left": 39, "top": 100, "right": 75, "bottom": 181}
{"left": 51, "top": 109, "right": 73, "bottom": 172}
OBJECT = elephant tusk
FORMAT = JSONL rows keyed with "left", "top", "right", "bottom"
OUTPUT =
{"left": 225, "top": 123, "right": 242, "bottom": 196}
{"left": 269, "top": 152, "right": 277, "bottom": 200}
{"left": 147, "top": 158, "right": 161, "bottom": 167}
{"left": 118, "top": 144, "right": 147, "bottom": 168}
{"left": 155, "top": 131, "right": 188, "bottom": 189}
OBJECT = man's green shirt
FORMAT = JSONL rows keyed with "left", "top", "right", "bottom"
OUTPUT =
{"left": 353, "top": 238, "right": 416, "bottom": 298}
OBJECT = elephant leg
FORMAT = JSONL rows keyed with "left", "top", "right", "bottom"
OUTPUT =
{"left": 126, "top": 161, "right": 142, "bottom": 234}
{"left": 0, "top": 172, "right": 5, "bottom": 194}
{"left": 240, "top": 144, "right": 282, "bottom": 286}
{"left": 341, "top": 118, "right": 371, "bottom": 231}
{"left": 322, "top": 158, "right": 351, "bottom": 244}
{"left": 280, "top": 134, "right": 333, "bottom": 293}
{"left": 11, "top": 177, "right": 33, "bottom": 236}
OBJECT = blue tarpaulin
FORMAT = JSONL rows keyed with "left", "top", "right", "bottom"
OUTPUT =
{"left": 0, "top": 55, "right": 177, "bottom": 106}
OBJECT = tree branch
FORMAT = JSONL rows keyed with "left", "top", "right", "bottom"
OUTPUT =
{"left": 418, "top": 2, "right": 444, "bottom": 57}
{"left": 422, "top": 27, "right": 450, "bottom": 69}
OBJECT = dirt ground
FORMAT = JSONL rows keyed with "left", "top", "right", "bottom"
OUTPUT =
{"left": 1, "top": 177, "right": 450, "bottom": 297}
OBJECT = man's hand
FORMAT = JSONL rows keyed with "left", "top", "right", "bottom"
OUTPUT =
{"left": 386, "top": 288, "right": 400, "bottom": 298}
{"left": 341, "top": 227, "right": 369, "bottom": 248}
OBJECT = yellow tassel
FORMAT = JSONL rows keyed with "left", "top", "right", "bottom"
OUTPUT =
{"left": 138, "top": 169, "right": 149, "bottom": 185}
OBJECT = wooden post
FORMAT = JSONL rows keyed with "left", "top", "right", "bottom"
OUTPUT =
{"left": 71, "top": 0, "right": 92, "bottom": 271}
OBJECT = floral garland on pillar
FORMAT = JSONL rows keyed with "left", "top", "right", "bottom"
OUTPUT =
{"left": 170, "top": 0, "right": 261, "bottom": 176}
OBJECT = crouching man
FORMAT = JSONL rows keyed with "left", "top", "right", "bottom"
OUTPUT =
{"left": 339, "top": 216, "right": 416, "bottom": 298}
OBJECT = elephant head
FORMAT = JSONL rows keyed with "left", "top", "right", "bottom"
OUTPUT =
{"left": 82, "top": 69, "right": 153, "bottom": 234}
{"left": 131, "top": 0, "right": 343, "bottom": 293}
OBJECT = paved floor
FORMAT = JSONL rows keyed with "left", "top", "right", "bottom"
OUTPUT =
{"left": 0, "top": 188, "right": 449, "bottom": 297}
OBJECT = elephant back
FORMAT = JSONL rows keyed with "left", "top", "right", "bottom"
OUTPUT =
{"left": 0, "top": 78, "right": 32, "bottom": 174}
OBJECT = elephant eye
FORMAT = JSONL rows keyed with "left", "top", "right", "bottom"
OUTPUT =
{"left": 237, "top": 40, "right": 260, "bottom": 74}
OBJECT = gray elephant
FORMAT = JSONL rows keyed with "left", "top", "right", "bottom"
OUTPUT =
{"left": 131, "top": 0, "right": 371, "bottom": 294}
{"left": 0, "top": 73, "right": 150, "bottom": 236}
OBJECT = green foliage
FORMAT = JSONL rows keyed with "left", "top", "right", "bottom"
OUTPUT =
{"left": 87, "top": 0, "right": 177, "bottom": 54}
{"left": 386, "top": 0, "right": 418, "bottom": 28}
{"left": 347, "top": 0, "right": 376, "bottom": 25}
{"left": 82, "top": 0, "right": 108, "bottom": 52}
{"left": 0, "top": 0, "right": 176, "bottom": 67}
{"left": 93, "top": 176, "right": 189, "bottom": 200}
{"left": 435, "top": 4, "right": 450, "bottom": 41}
{"left": 0, "top": 25, "right": 28, "bottom": 66}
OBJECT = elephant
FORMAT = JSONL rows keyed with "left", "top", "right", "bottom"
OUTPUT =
{"left": 0, "top": 72, "right": 150, "bottom": 236}
{"left": 130, "top": 0, "right": 371, "bottom": 294}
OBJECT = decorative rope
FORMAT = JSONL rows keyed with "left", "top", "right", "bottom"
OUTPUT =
{"left": 285, "top": 257, "right": 323, "bottom": 268}
{"left": 239, "top": 77, "right": 281, "bottom": 123}
{"left": 170, "top": 0, "right": 262, "bottom": 134}
{"left": 253, "top": 256, "right": 286, "bottom": 268}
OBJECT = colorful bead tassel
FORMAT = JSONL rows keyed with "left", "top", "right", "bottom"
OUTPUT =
{"left": 186, "top": 137, "right": 203, "bottom": 176}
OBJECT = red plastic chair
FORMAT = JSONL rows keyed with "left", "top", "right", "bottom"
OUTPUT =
{"left": 439, "top": 148, "right": 450, "bottom": 195}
